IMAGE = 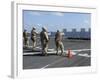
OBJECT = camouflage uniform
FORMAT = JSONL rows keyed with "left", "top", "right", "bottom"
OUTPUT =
{"left": 23, "top": 30, "right": 29, "bottom": 48}
{"left": 31, "top": 27, "right": 37, "bottom": 50}
{"left": 40, "top": 27, "right": 49, "bottom": 55}
{"left": 55, "top": 30, "right": 64, "bottom": 55}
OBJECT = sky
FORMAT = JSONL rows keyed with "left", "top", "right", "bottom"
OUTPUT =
{"left": 23, "top": 10, "right": 91, "bottom": 32}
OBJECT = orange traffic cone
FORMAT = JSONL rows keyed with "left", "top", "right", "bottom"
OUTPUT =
{"left": 67, "top": 49, "right": 73, "bottom": 58}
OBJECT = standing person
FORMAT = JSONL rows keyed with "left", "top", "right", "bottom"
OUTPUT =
{"left": 23, "top": 29, "right": 29, "bottom": 48}
{"left": 31, "top": 27, "right": 37, "bottom": 50}
{"left": 55, "top": 30, "right": 64, "bottom": 55}
{"left": 40, "top": 27, "right": 49, "bottom": 56}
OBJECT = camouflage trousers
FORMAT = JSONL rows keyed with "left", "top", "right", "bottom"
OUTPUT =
{"left": 32, "top": 40, "right": 36, "bottom": 49}
{"left": 31, "top": 37, "right": 36, "bottom": 49}
{"left": 41, "top": 41, "right": 48, "bottom": 55}
{"left": 55, "top": 41, "right": 64, "bottom": 55}
{"left": 24, "top": 38, "right": 29, "bottom": 48}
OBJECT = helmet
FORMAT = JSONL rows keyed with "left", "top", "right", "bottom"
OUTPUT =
{"left": 32, "top": 27, "right": 36, "bottom": 30}
{"left": 24, "top": 29, "right": 27, "bottom": 32}
{"left": 42, "top": 27, "right": 47, "bottom": 31}
{"left": 57, "top": 29, "right": 60, "bottom": 32}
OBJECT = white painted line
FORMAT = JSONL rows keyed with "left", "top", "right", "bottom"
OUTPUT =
{"left": 35, "top": 47, "right": 41, "bottom": 49}
{"left": 41, "top": 58, "right": 65, "bottom": 69}
{"left": 26, "top": 46, "right": 55, "bottom": 51}
{"left": 23, "top": 52, "right": 38, "bottom": 55}
{"left": 24, "top": 45, "right": 90, "bottom": 52}
{"left": 23, "top": 48, "right": 91, "bottom": 57}
{"left": 25, "top": 46, "right": 41, "bottom": 49}
{"left": 72, "top": 49, "right": 90, "bottom": 52}
{"left": 24, "top": 46, "right": 90, "bottom": 52}
{"left": 23, "top": 52, "right": 55, "bottom": 55}
{"left": 23, "top": 49, "right": 90, "bottom": 55}
{"left": 48, "top": 49, "right": 55, "bottom": 51}
{"left": 78, "top": 53, "right": 91, "bottom": 57}
{"left": 23, "top": 50, "right": 75, "bottom": 55}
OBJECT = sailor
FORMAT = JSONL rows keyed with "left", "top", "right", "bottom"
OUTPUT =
{"left": 55, "top": 30, "right": 64, "bottom": 55}
{"left": 23, "top": 29, "right": 29, "bottom": 48}
{"left": 40, "top": 27, "right": 49, "bottom": 55}
{"left": 31, "top": 27, "right": 37, "bottom": 50}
